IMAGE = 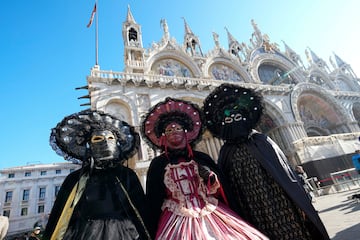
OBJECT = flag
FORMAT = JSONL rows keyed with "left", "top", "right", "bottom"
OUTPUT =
{"left": 87, "top": 3, "right": 97, "bottom": 28}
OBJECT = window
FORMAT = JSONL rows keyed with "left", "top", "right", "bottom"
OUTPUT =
{"left": 55, "top": 185, "right": 61, "bottom": 197}
{"left": 5, "top": 191, "right": 13, "bottom": 202}
{"left": 258, "top": 65, "right": 293, "bottom": 85}
{"left": 23, "top": 189, "right": 30, "bottom": 201}
{"left": 128, "top": 28, "right": 138, "bottom": 41}
{"left": 8, "top": 173, "right": 14, "bottom": 178}
{"left": 39, "top": 187, "right": 46, "bottom": 200}
{"left": 25, "top": 171, "right": 31, "bottom": 177}
{"left": 21, "top": 207, "right": 28, "bottom": 216}
{"left": 40, "top": 171, "right": 47, "bottom": 176}
{"left": 38, "top": 205, "right": 45, "bottom": 214}
{"left": 55, "top": 169, "right": 61, "bottom": 174}
{"left": 3, "top": 210, "right": 10, "bottom": 217}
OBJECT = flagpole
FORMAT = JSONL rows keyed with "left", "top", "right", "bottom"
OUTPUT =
{"left": 95, "top": 0, "right": 99, "bottom": 66}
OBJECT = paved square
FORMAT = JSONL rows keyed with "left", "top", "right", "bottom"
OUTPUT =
{"left": 313, "top": 188, "right": 360, "bottom": 240}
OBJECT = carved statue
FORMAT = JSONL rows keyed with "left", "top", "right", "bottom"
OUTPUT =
{"left": 212, "top": 32, "right": 220, "bottom": 48}
{"left": 305, "top": 49, "right": 312, "bottom": 64}
{"left": 160, "top": 19, "right": 169, "bottom": 40}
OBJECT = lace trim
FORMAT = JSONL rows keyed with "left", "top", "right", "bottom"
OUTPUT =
{"left": 162, "top": 160, "right": 219, "bottom": 217}
{"left": 162, "top": 199, "right": 217, "bottom": 218}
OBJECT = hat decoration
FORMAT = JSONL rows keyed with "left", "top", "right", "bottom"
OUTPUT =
{"left": 203, "top": 83, "right": 264, "bottom": 138}
{"left": 50, "top": 110, "right": 139, "bottom": 163}
{"left": 141, "top": 97, "right": 204, "bottom": 150}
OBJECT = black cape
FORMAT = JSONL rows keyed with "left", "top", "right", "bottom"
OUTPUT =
{"left": 43, "top": 165, "right": 150, "bottom": 240}
{"left": 218, "top": 132, "right": 329, "bottom": 240}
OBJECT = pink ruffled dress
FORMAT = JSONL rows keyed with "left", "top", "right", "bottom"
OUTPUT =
{"left": 155, "top": 160, "right": 268, "bottom": 240}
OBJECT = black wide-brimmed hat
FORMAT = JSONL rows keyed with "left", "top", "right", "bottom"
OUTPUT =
{"left": 141, "top": 97, "right": 204, "bottom": 150}
{"left": 203, "top": 83, "right": 264, "bottom": 138}
{"left": 50, "top": 109, "right": 139, "bottom": 163}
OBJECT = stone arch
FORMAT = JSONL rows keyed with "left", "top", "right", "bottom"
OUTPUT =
{"left": 332, "top": 72, "right": 357, "bottom": 91}
{"left": 305, "top": 124, "right": 331, "bottom": 137}
{"left": 291, "top": 83, "right": 351, "bottom": 135}
{"left": 146, "top": 49, "right": 202, "bottom": 77}
{"left": 96, "top": 95, "right": 138, "bottom": 125}
{"left": 250, "top": 52, "right": 305, "bottom": 85}
{"left": 307, "top": 69, "right": 335, "bottom": 90}
{"left": 149, "top": 92, "right": 208, "bottom": 108}
{"left": 205, "top": 57, "right": 251, "bottom": 82}
{"left": 258, "top": 100, "right": 287, "bottom": 134}
{"left": 255, "top": 99, "right": 297, "bottom": 159}
{"left": 95, "top": 95, "right": 141, "bottom": 167}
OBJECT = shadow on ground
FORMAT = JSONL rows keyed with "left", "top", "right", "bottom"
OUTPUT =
{"left": 331, "top": 222, "right": 360, "bottom": 240}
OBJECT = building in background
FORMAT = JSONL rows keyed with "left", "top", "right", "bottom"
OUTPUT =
{"left": 0, "top": 162, "right": 79, "bottom": 236}
{"left": 2, "top": 6, "right": 360, "bottom": 237}
{"left": 78, "top": 6, "right": 360, "bottom": 187}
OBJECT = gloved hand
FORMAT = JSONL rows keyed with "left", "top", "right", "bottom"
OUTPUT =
{"left": 198, "top": 165, "right": 216, "bottom": 185}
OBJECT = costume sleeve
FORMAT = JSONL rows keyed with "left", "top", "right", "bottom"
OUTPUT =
{"left": 145, "top": 156, "right": 167, "bottom": 239}
{"left": 43, "top": 170, "right": 80, "bottom": 240}
{"left": 194, "top": 151, "right": 219, "bottom": 173}
{"left": 119, "top": 167, "right": 151, "bottom": 240}
{"left": 193, "top": 151, "right": 229, "bottom": 204}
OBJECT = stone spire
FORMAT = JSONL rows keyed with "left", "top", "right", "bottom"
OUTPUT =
{"left": 225, "top": 27, "right": 237, "bottom": 45}
{"left": 126, "top": 5, "right": 136, "bottom": 24}
{"left": 282, "top": 40, "right": 303, "bottom": 67}
{"left": 308, "top": 48, "right": 321, "bottom": 63}
{"left": 182, "top": 18, "right": 203, "bottom": 56}
{"left": 183, "top": 18, "right": 193, "bottom": 35}
{"left": 306, "top": 47, "right": 329, "bottom": 71}
{"left": 333, "top": 52, "right": 347, "bottom": 68}
{"left": 225, "top": 27, "right": 245, "bottom": 61}
{"left": 250, "top": 19, "right": 262, "bottom": 47}
{"left": 332, "top": 52, "right": 357, "bottom": 78}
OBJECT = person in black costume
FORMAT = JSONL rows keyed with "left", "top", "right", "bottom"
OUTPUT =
{"left": 203, "top": 83, "right": 329, "bottom": 240}
{"left": 29, "top": 227, "right": 41, "bottom": 240}
{"left": 43, "top": 110, "right": 151, "bottom": 240}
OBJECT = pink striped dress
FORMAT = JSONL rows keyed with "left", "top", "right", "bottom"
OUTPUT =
{"left": 155, "top": 160, "right": 268, "bottom": 240}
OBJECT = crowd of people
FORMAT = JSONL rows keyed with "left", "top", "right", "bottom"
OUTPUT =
{"left": 2, "top": 83, "right": 331, "bottom": 240}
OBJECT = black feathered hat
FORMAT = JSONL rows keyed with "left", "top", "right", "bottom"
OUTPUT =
{"left": 203, "top": 83, "right": 264, "bottom": 138}
{"left": 50, "top": 110, "right": 139, "bottom": 163}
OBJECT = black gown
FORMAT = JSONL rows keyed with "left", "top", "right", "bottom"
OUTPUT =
{"left": 43, "top": 165, "right": 150, "bottom": 240}
{"left": 218, "top": 132, "right": 330, "bottom": 240}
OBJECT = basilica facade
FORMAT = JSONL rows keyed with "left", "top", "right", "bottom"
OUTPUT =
{"left": 80, "top": 6, "right": 360, "bottom": 187}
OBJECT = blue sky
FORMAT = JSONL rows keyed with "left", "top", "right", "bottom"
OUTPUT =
{"left": 1, "top": 0, "right": 360, "bottom": 169}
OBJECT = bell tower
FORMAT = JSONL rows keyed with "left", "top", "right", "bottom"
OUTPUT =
{"left": 122, "top": 5, "right": 145, "bottom": 73}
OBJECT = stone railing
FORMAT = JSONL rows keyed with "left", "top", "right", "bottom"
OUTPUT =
{"left": 126, "top": 60, "right": 145, "bottom": 68}
{"left": 89, "top": 69, "right": 293, "bottom": 93}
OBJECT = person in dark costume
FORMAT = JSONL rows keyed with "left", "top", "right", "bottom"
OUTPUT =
{"left": 141, "top": 97, "right": 268, "bottom": 240}
{"left": 29, "top": 227, "right": 41, "bottom": 240}
{"left": 43, "top": 110, "right": 151, "bottom": 240}
{"left": 203, "top": 83, "right": 330, "bottom": 240}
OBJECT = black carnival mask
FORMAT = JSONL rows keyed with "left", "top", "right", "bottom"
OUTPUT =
{"left": 90, "top": 130, "right": 120, "bottom": 162}
{"left": 219, "top": 103, "right": 252, "bottom": 141}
